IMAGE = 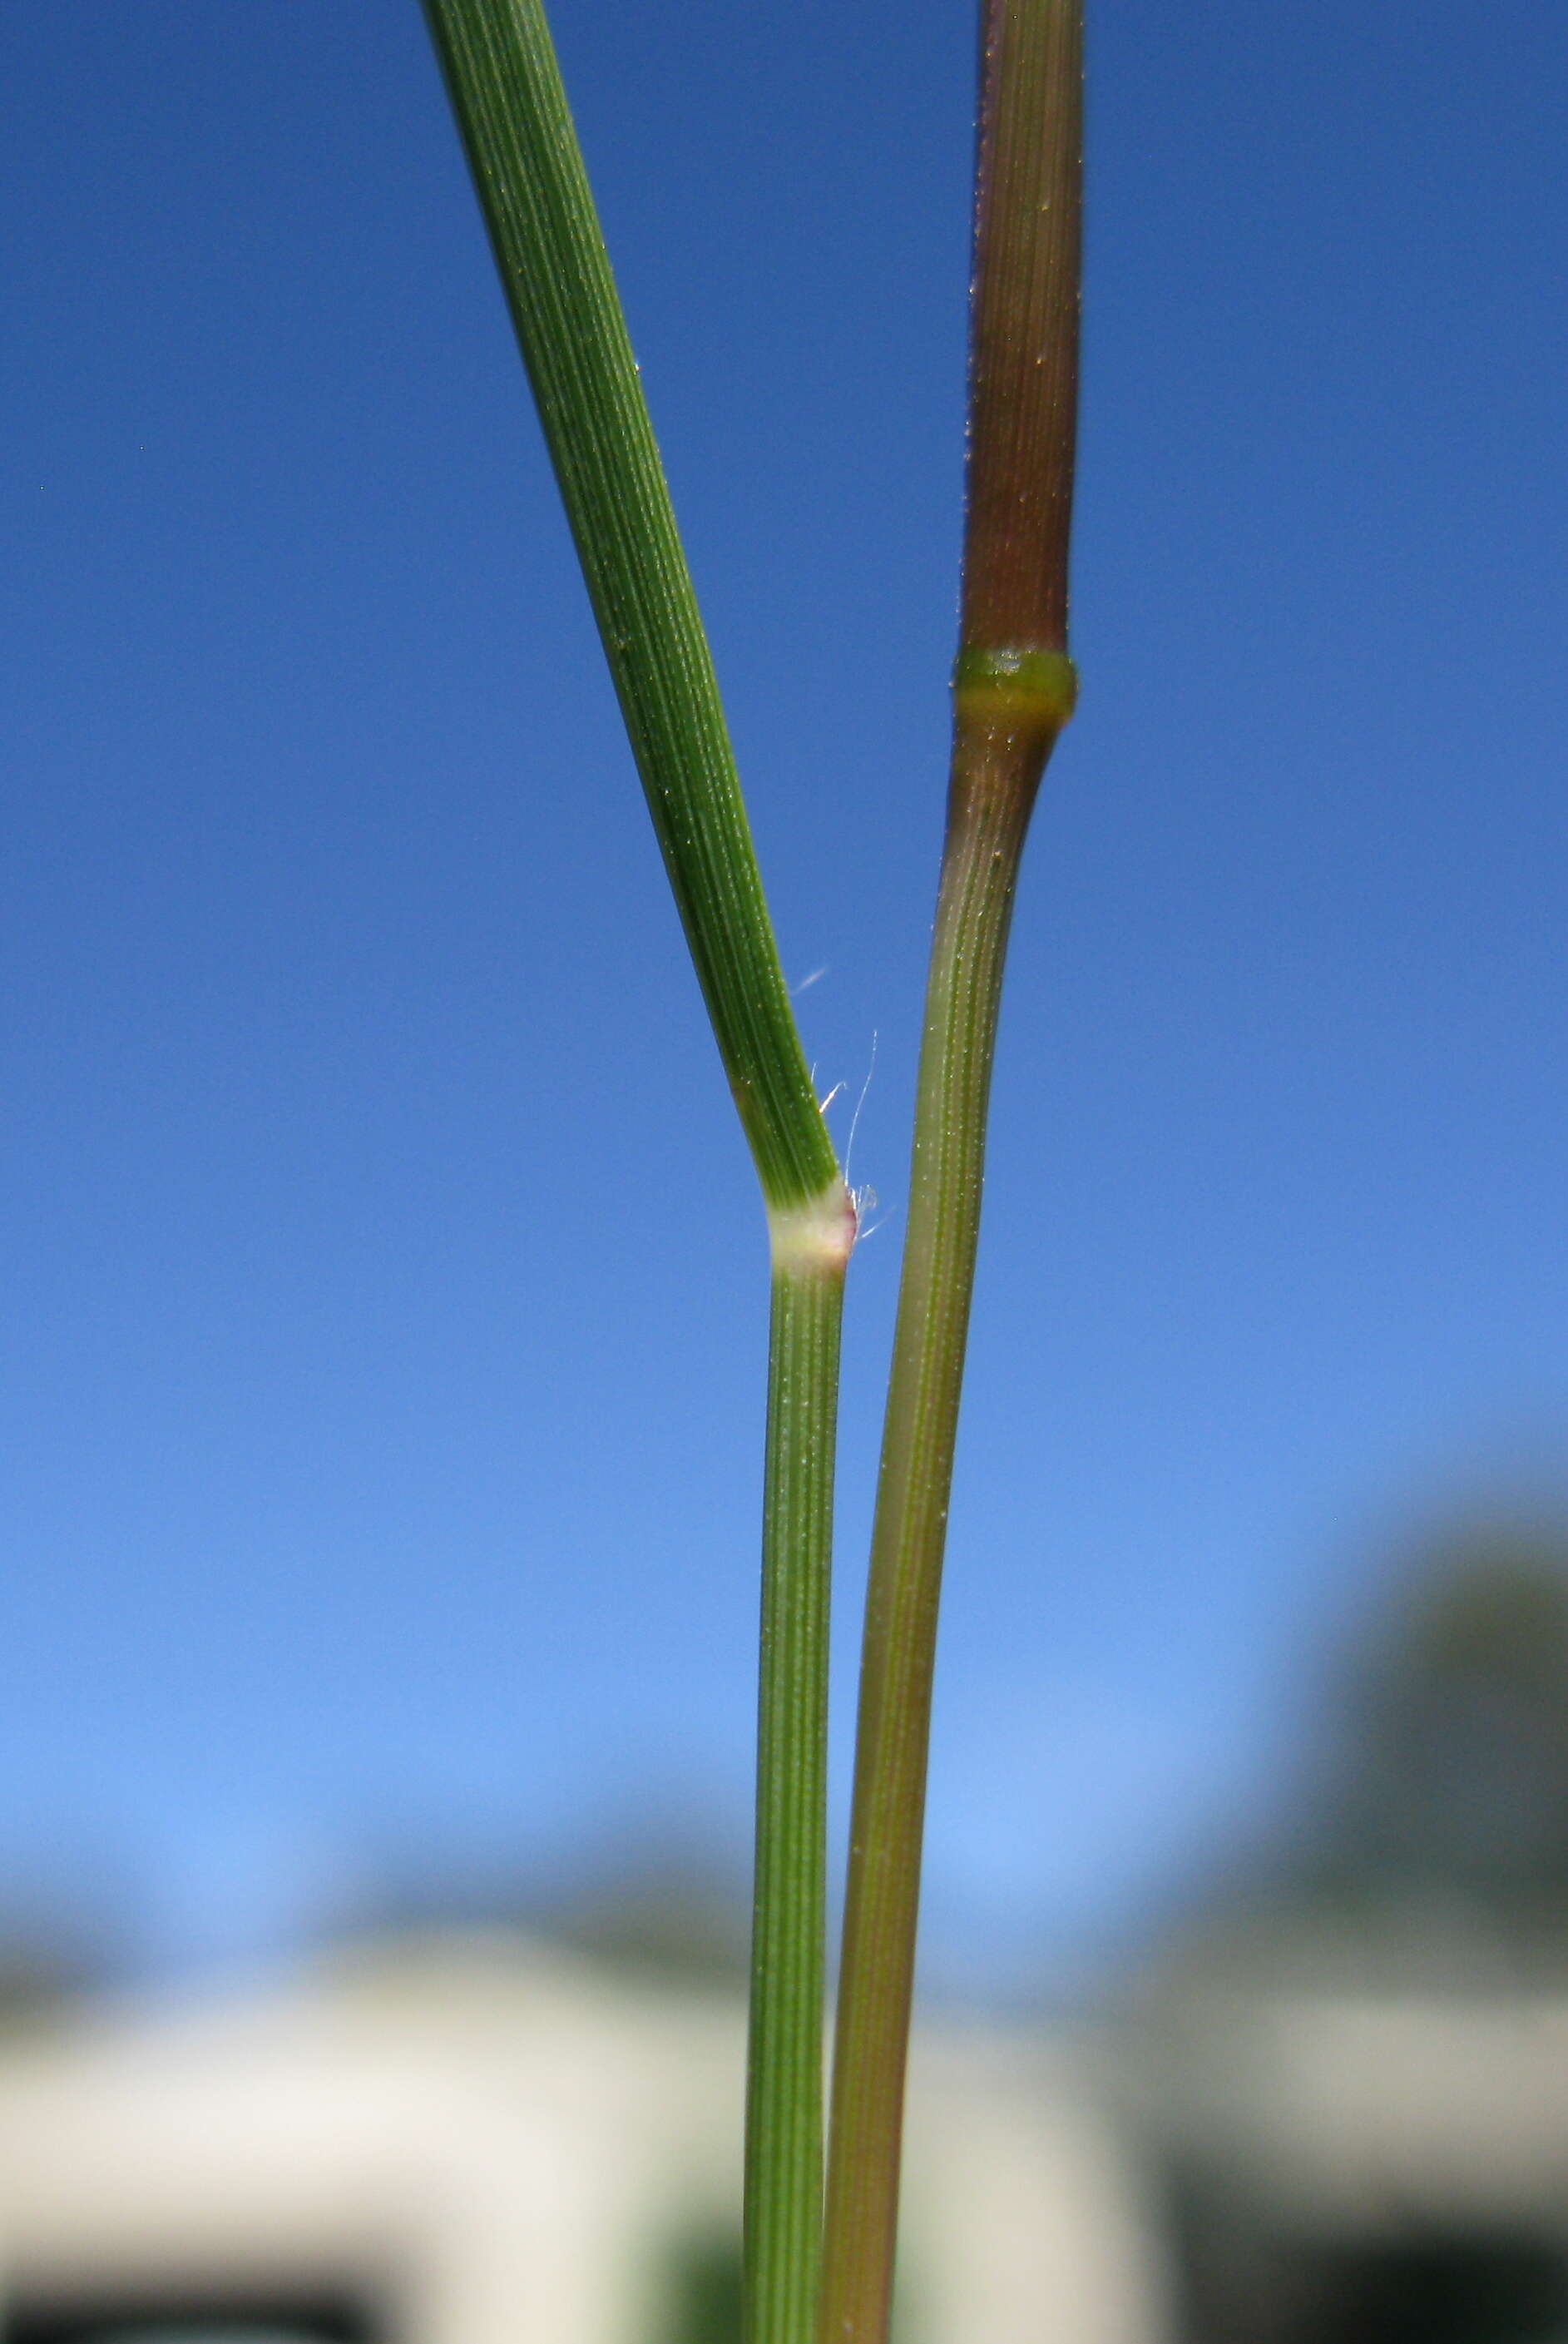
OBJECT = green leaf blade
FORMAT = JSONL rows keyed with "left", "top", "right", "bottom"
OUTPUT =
{"left": 423, "top": 0, "right": 838, "bottom": 1212}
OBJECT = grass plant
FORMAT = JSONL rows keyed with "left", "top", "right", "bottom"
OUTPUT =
{"left": 822, "top": 6, "right": 1081, "bottom": 2332}
{"left": 420, "top": 10, "right": 851, "bottom": 2338}
{"left": 421, "top": 2, "right": 1081, "bottom": 2339}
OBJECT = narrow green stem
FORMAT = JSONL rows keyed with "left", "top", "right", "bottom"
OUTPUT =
{"left": 819, "top": 721, "right": 1056, "bottom": 2344}
{"left": 749, "top": 1244, "right": 849, "bottom": 2344}
{"left": 420, "top": 8, "right": 853, "bottom": 2334}
{"left": 820, "top": 0, "right": 1079, "bottom": 2328}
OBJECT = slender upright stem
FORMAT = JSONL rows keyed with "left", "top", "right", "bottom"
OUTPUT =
{"left": 420, "top": 12, "right": 851, "bottom": 2341}
{"left": 819, "top": 706, "right": 1064, "bottom": 2344}
{"left": 820, "top": 5, "right": 1081, "bottom": 2338}
{"left": 749, "top": 1243, "right": 848, "bottom": 2343}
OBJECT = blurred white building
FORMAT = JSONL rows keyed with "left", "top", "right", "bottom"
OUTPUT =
{"left": 7, "top": 1925, "right": 1568, "bottom": 2343}
{"left": 0, "top": 1936, "right": 1166, "bottom": 2344}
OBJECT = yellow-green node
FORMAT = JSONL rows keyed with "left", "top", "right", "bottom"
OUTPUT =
{"left": 952, "top": 643, "right": 1078, "bottom": 736}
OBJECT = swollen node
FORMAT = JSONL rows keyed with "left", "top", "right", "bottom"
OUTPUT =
{"left": 767, "top": 1181, "right": 859, "bottom": 1277}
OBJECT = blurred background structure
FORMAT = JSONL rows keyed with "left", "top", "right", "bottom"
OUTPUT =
{"left": 0, "top": 1935, "right": 1162, "bottom": 2344}
{"left": 7, "top": 1519, "right": 1568, "bottom": 2341}
{"left": 1121, "top": 1520, "right": 1568, "bottom": 2342}
{"left": 6, "top": 1, "right": 1568, "bottom": 2337}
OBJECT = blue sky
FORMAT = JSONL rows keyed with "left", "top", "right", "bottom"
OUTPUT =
{"left": 6, "top": 2, "right": 1566, "bottom": 1991}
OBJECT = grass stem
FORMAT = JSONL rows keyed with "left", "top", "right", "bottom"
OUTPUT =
{"left": 749, "top": 1235, "right": 852, "bottom": 2343}
{"left": 419, "top": 10, "right": 851, "bottom": 2337}
{"left": 819, "top": 4, "right": 1081, "bottom": 2337}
